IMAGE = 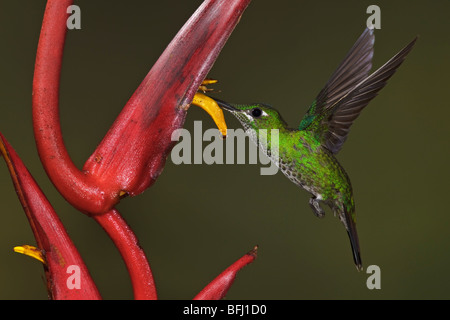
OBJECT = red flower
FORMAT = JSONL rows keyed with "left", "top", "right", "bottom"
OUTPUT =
{"left": 32, "top": 0, "right": 251, "bottom": 215}
{"left": 1, "top": 0, "right": 255, "bottom": 300}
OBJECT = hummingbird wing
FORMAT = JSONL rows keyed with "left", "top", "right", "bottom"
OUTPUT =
{"left": 300, "top": 31, "right": 417, "bottom": 154}
{"left": 298, "top": 28, "right": 375, "bottom": 134}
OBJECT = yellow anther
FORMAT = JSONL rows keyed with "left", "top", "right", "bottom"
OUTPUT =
{"left": 198, "top": 78, "right": 219, "bottom": 92}
{"left": 14, "top": 245, "right": 46, "bottom": 265}
{"left": 119, "top": 190, "right": 128, "bottom": 198}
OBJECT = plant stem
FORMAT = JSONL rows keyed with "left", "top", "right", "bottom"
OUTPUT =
{"left": 93, "top": 209, "right": 157, "bottom": 300}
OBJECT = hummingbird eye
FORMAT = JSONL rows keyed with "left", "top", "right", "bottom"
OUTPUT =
{"left": 250, "top": 108, "right": 262, "bottom": 118}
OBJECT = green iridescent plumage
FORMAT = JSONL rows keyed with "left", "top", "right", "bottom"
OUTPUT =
{"left": 214, "top": 28, "right": 416, "bottom": 270}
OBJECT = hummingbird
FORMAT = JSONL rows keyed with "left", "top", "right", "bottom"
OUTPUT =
{"left": 213, "top": 28, "right": 417, "bottom": 271}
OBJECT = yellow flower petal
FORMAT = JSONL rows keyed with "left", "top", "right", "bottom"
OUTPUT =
{"left": 192, "top": 92, "right": 227, "bottom": 137}
{"left": 14, "top": 245, "right": 46, "bottom": 265}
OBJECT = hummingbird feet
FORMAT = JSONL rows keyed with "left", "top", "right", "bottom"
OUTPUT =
{"left": 309, "top": 196, "right": 325, "bottom": 218}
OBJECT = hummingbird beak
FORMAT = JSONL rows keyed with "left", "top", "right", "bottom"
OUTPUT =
{"left": 212, "top": 98, "right": 240, "bottom": 113}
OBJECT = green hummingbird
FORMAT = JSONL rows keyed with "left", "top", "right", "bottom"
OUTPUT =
{"left": 213, "top": 28, "right": 416, "bottom": 271}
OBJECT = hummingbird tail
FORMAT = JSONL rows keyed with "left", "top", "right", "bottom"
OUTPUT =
{"left": 346, "top": 225, "right": 363, "bottom": 272}
{"left": 340, "top": 205, "right": 363, "bottom": 271}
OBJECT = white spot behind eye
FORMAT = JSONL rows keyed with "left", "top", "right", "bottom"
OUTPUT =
{"left": 243, "top": 113, "right": 254, "bottom": 121}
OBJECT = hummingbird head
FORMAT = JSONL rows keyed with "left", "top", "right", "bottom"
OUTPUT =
{"left": 214, "top": 99, "right": 288, "bottom": 132}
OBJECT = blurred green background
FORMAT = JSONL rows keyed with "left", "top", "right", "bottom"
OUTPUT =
{"left": 0, "top": 0, "right": 449, "bottom": 299}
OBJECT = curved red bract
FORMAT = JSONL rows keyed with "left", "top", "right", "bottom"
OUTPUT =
{"left": 33, "top": 0, "right": 252, "bottom": 215}
{"left": 0, "top": 133, "right": 101, "bottom": 300}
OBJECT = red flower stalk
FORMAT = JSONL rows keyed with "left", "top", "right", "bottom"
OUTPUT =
{"left": 194, "top": 246, "right": 258, "bottom": 300}
{"left": 32, "top": 0, "right": 252, "bottom": 215}
{"left": 0, "top": 133, "right": 101, "bottom": 300}
{"left": 31, "top": 2, "right": 156, "bottom": 298}
{"left": 93, "top": 210, "right": 157, "bottom": 300}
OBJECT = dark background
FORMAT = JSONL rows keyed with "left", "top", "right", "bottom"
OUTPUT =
{"left": 0, "top": 0, "right": 449, "bottom": 299}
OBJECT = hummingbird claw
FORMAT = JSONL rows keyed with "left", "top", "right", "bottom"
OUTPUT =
{"left": 309, "top": 196, "right": 325, "bottom": 218}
